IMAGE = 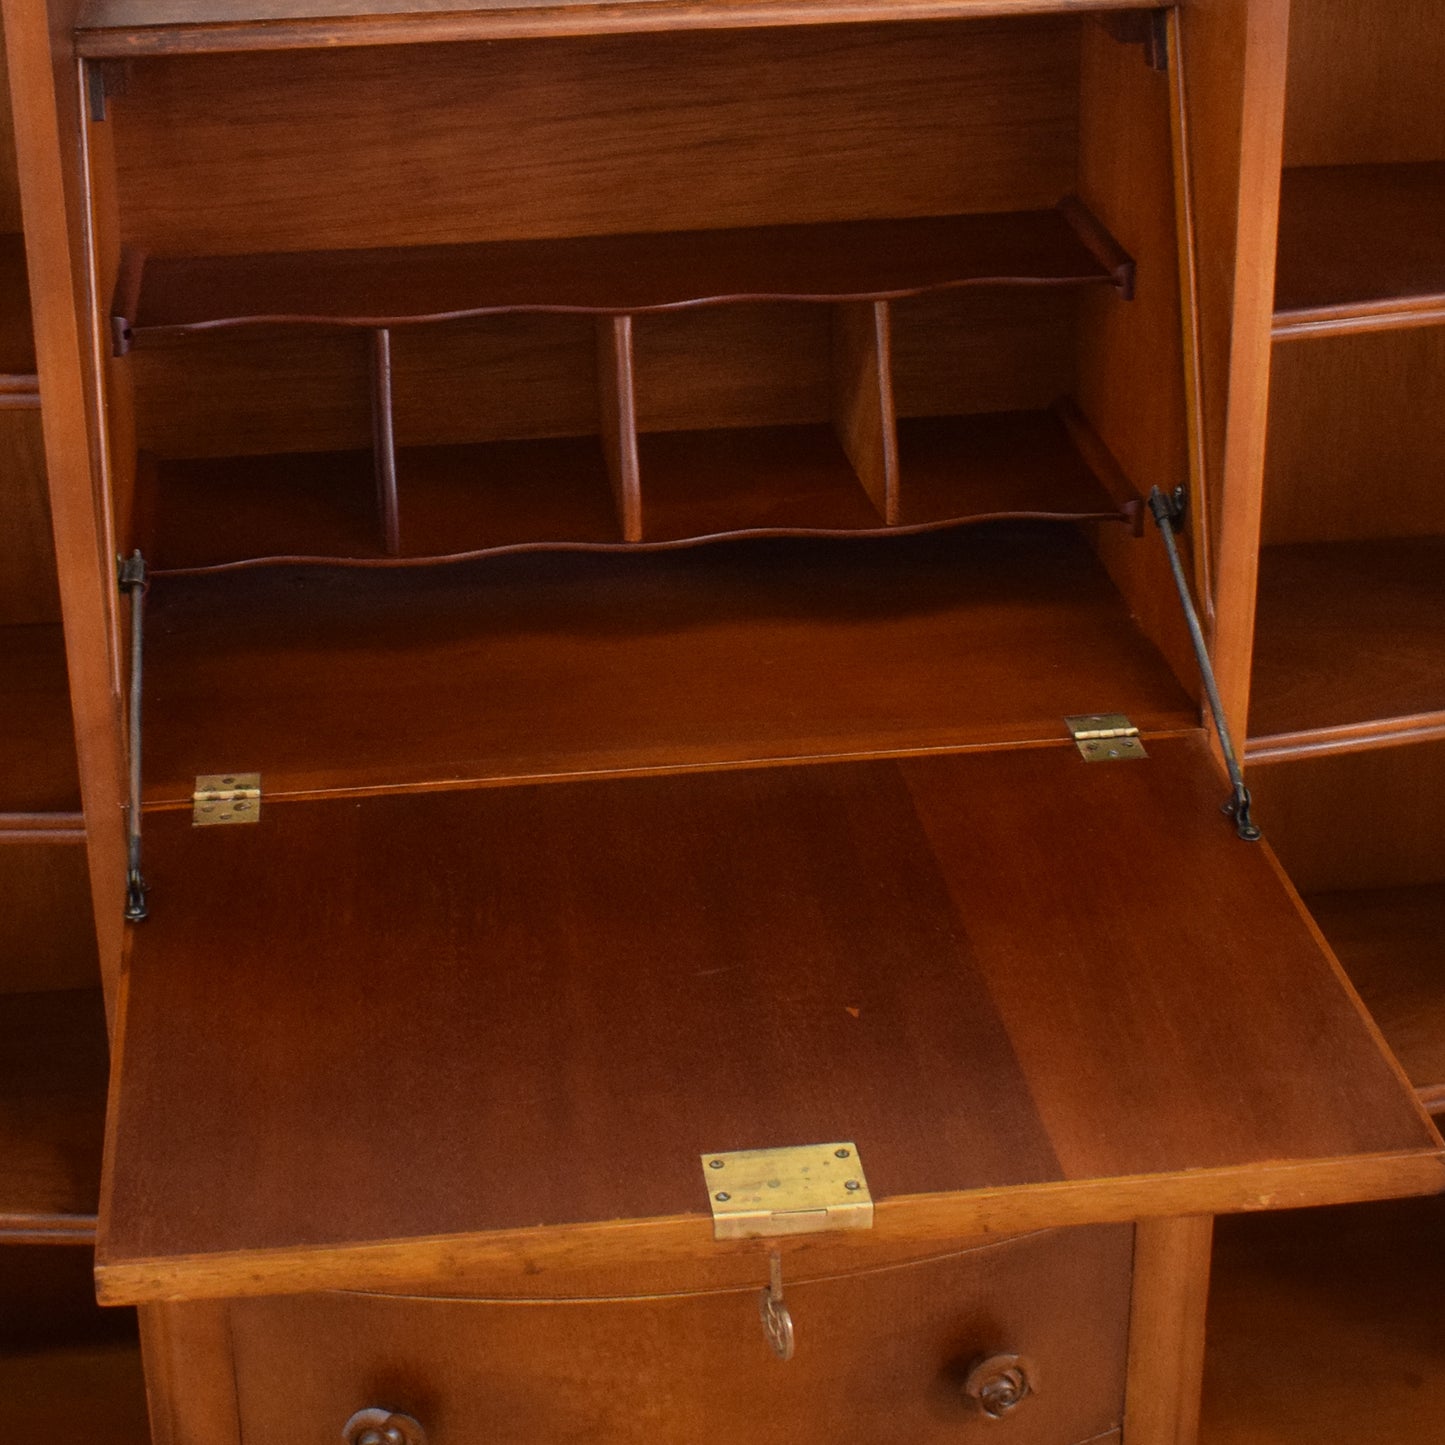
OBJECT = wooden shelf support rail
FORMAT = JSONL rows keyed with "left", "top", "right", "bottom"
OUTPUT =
{"left": 369, "top": 328, "right": 402, "bottom": 556}
{"left": 108, "top": 203, "right": 1135, "bottom": 352}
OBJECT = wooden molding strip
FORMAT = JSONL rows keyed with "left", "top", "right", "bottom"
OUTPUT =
{"left": 78, "top": 0, "right": 1166, "bottom": 59}
{"left": 1247, "top": 711, "right": 1445, "bottom": 766}
{"left": 95, "top": 1151, "right": 1445, "bottom": 1306}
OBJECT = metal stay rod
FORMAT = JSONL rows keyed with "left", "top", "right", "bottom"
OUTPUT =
{"left": 1148, "top": 487, "right": 1261, "bottom": 842}
{"left": 119, "top": 550, "right": 150, "bottom": 920}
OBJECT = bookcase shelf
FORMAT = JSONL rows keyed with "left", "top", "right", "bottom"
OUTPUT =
{"left": 0, "top": 988, "right": 108, "bottom": 1243}
{"left": 1246, "top": 538, "right": 1445, "bottom": 761}
{"left": 139, "top": 523, "right": 1196, "bottom": 806}
{"left": 1203, "top": 1197, "right": 1445, "bottom": 1445}
{"left": 1273, "top": 164, "right": 1445, "bottom": 341}
{"left": 0, "top": 1249, "right": 148, "bottom": 1443}
{"left": 0, "top": 230, "right": 35, "bottom": 382}
{"left": 2, "top": 1341, "right": 150, "bottom": 1443}
{"left": 1306, "top": 884, "right": 1445, "bottom": 1114}
{"left": 0, "top": 624, "right": 83, "bottom": 821}
{"left": 113, "top": 202, "right": 1132, "bottom": 353}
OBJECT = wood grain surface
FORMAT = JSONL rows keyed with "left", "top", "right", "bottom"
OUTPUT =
{"left": 0, "top": 407, "right": 62, "bottom": 626}
{"left": 1247, "top": 538, "right": 1445, "bottom": 756}
{"left": 1274, "top": 164, "right": 1445, "bottom": 338}
{"left": 1306, "top": 885, "right": 1445, "bottom": 1109}
{"left": 107, "top": 23, "right": 1079, "bottom": 255}
{"left": 1, "top": 1341, "right": 150, "bottom": 1444}
{"left": 0, "top": 228, "right": 35, "bottom": 374}
{"left": 226, "top": 1227, "right": 1131, "bottom": 1445}
{"left": 1170, "top": 0, "right": 1290, "bottom": 747}
{"left": 117, "top": 206, "right": 1129, "bottom": 344}
{"left": 1262, "top": 325, "right": 1445, "bottom": 545}
{"left": 0, "top": 987, "right": 108, "bottom": 1240}
{"left": 1246, "top": 740, "right": 1445, "bottom": 895}
{"left": 136, "top": 525, "right": 1194, "bottom": 804}
{"left": 0, "top": 842, "right": 100, "bottom": 993}
{"left": 77, "top": 0, "right": 1159, "bottom": 58}
{"left": 98, "top": 736, "right": 1440, "bottom": 1302}
{"left": 1282, "top": 0, "right": 1445, "bottom": 168}
{"left": 0, "top": 623, "right": 81, "bottom": 813}
{"left": 2, "top": 0, "right": 133, "bottom": 997}
{"left": 1203, "top": 1197, "right": 1445, "bottom": 1445}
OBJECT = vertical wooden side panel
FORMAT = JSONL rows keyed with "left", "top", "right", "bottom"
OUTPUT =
{"left": 1175, "top": 0, "right": 1291, "bottom": 745}
{"left": 2, "top": 0, "right": 130, "bottom": 1008}
{"left": 1124, "top": 1215, "right": 1214, "bottom": 1445}
{"left": 831, "top": 299, "right": 896, "bottom": 525}
{"left": 139, "top": 1302, "right": 241, "bottom": 1445}
{"left": 0, "top": 405, "right": 62, "bottom": 624}
{"left": 595, "top": 313, "right": 641, "bottom": 542}
{"left": 1076, "top": 20, "right": 1197, "bottom": 702}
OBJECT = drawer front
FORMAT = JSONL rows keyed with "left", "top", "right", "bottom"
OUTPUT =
{"left": 229, "top": 1224, "right": 1131, "bottom": 1445}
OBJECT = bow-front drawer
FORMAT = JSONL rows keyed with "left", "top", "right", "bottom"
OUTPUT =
{"left": 222, "top": 1224, "right": 1131, "bottom": 1445}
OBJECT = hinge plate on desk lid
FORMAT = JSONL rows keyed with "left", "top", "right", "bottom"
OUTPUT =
{"left": 1065, "top": 714, "right": 1148, "bottom": 762}
{"left": 193, "top": 773, "right": 261, "bottom": 826}
{"left": 701, "top": 1143, "right": 873, "bottom": 1240}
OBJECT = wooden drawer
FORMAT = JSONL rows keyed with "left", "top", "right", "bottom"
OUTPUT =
{"left": 225, "top": 1225, "right": 1132, "bottom": 1445}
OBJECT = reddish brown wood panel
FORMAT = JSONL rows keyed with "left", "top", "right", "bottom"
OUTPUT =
{"left": 0, "top": 988, "right": 108, "bottom": 1240}
{"left": 1204, "top": 1197, "right": 1445, "bottom": 1445}
{"left": 107, "top": 23, "right": 1080, "bottom": 256}
{"left": 1261, "top": 325, "right": 1445, "bottom": 547}
{"left": 0, "top": 407, "right": 63, "bottom": 627}
{"left": 116, "top": 206, "right": 1131, "bottom": 346}
{"left": 1247, "top": 538, "right": 1445, "bottom": 755}
{"left": 1282, "top": 0, "right": 1445, "bottom": 169}
{"left": 99, "top": 737, "right": 1439, "bottom": 1301}
{"left": 137, "top": 525, "right": 1194, "bottom": 804}
{"left": 1273, "top": 165, "right": 1445, "bottom": 338}
{"left": 228, "top": 1227, "right": 1131, "bottom": 1445}
{"left": 1307, "top": 885, "right": 1445, "bottom": 1108}
{"left": 2, "top": 1342, "right": 150, "bottom": 1444}
{"left": 1246, "top": 741, "right": 1445, "bottom": 896}
{"left": 77, "top": 0, "right": 1158, "bottom": 58}
{"left": 0, "top": 229, "right": 35, "bottom": 375}
{"left": 0, "top": 843, "right": 100, "bottom": 993}
{"left": 0, "top": 623, "right": 81, "bottom": 813}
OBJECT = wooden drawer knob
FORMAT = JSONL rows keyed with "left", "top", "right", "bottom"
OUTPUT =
{"left": 962, "top": 1354, "right": 1035, "bottom": 1418}
{"left": 342, "top": 1408, "right": 428, "bottom": 1445}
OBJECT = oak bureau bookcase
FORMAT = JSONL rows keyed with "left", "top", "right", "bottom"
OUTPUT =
{"left": 4, "top": 0, "right": 1442, "bottom": 1440}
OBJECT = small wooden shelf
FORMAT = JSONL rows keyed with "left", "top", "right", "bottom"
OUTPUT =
{"left": 636, "top": 425, "right": 883, "bottom": 540}
{"left": 76, "top": 0, "right": 1162, "bottom": 60}
{"left": 140, "top": 523, "right": 1196, "bottom": 806}
{"left": 140, "top": 437, "right": 624, "bottom": 568}
{"left": 1, "top": 1341, "right": 150, "bottom": 1442}
{"left": 1203, "top": 1197, "right": 1445, "bottom": 1445}
{"left": 893, "top": 409, "right": 1138, "bottom": 527}
{"left": 1306, "top": 884, "right": 1445, "bottom": 1113}
{"left": 142, "top": 409, "right": 1140, "bottom": 569}
{"left": 0, "top": 989, "right": 109, "bottom": 1243}
{"left": 0, "top": 232, "right": 37, "bottom": 385}
{"left": 112, "top": 203, "right": 1132, "bottom": 352}
{"left": 0, "top": 625, "right": 83, "bottom": 820}
{"left": 1274, "top": 164, "right": 1445, "bottom": 340}
{"left": 1246, "top": 538, "right": 1445, "bottom": 761}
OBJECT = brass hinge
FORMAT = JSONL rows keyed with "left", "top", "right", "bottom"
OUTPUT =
{"left": 701, "top": 1143, "right": 874, "bottom": 1240}
{"left": 1065, "top": 714, "right": 1148, "bottom": 762}
{"left": 193, "top": 773, "right": 261, "bottom": 826}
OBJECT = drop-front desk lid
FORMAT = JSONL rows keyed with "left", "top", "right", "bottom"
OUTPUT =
{"left": 97, "top": 734, "right": 1443, "bottom": 1304}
